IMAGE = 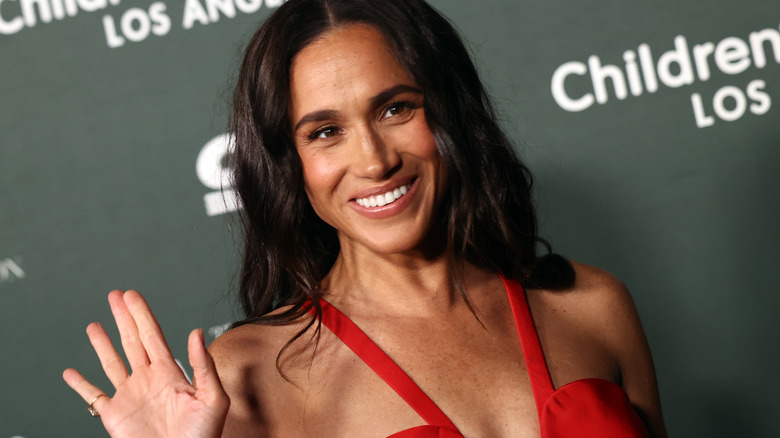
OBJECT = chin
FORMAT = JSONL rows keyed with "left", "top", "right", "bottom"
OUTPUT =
{"left": 361, "top": 237, "right": 425, "bottom": 255}
{"left": 348, "top": 223, "right": 445, "bottom": 257}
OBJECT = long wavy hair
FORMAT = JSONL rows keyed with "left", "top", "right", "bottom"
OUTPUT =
{"left": 230, "top": 0, "right": 573, "bottom": 339}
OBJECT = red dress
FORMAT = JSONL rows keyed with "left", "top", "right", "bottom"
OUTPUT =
{"left": 309, "top": 276, "right": 649, "bottom": 437}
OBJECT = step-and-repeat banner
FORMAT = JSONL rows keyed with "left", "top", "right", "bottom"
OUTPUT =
{"left": 2, "top": 0, "right": 778, "bottom": 436}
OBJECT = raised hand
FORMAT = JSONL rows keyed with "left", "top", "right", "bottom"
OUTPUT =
{"left": 63, "top": 290, "right": 230, "bottom": 438}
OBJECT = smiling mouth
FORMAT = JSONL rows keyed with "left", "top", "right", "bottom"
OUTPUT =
{"left": 354, "top": 182, "right": 413, "bottom": 208}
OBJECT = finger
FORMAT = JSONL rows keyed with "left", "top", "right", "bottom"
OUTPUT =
{"left": 107, "top": 290, "right": 150, "bottom": 369}
{"left": 188, "top": 329, "right": 227, "bottom": 402}
{"left": 123, "top": 290, "right": 175, "bottom": 364}
{"left": 62, "top": 368, "right": 110, "bottom": 412}
{"left": 86, "top": 322, "right": 129, "bottom": 387}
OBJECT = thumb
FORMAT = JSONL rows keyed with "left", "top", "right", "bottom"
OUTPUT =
{"left": 188, "top": 328, "right": 227, "bottom": 402}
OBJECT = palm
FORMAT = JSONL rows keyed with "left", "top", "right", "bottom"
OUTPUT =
{"left": 100, "top": 368, "right": 215, "bottom": 437}
{"left": 63, "top": 291, "right": 229, "bottom": 438}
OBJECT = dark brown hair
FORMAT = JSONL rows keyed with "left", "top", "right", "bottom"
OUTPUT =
{"left": 230, "top": 0, "right": 573, "bottom": 336}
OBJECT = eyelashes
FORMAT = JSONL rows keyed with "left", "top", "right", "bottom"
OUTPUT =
{"left": 307, "top": 125, "right": 340, "bottom": 141}
{"left": 303, "top": 99, "right": 423, "bottom": 143}
{"left": 380, "top": 100, "right": 421, "bottom": 120}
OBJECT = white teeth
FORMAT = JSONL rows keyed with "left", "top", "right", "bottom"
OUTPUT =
{"left": 355, "top": 183, "right": 412, "bottom": 208}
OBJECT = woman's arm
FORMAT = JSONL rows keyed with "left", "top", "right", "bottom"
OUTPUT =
{"left": 207, "top": 328, "right": 271, "bottom": 437}
{"left": 574, "top": 264, "right": 668, "bottom": 438}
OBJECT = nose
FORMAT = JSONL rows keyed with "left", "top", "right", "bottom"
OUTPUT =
{"left": 350, "top": 125, "right": 401, "bottom": 179}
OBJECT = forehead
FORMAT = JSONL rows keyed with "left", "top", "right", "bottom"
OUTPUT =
{"left": 289, "top": 24, "right": 415, "bottom": 118}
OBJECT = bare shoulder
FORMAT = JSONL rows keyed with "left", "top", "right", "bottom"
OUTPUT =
{"left": 531, "top": 261, "right": 637, "bottom": 334}
{"left": 566, "top": 262, "right": 646, "bottom": 364}
{"left": 533, "top": 261, "right": 667, "bottom": 437}
{"left": 562, "top": 261, "right": 632, "bottom": 306}
{"left": 208, "top": 306, "right": 317, "bottom": 375}
{"left": 208, "top": 317, "right": 302, "bottom": 366}
{"left": 207, "top": 310, "right": 317, "bottom": 437}
{"left": 537, "top": 261, "right": 648, "bottom": 370}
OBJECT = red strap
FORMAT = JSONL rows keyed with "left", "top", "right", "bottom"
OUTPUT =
{"left": 310, "top": 299, "right": 460, "bottom": 432}
{"left": 501, "top": 275, "right": 555, "bottom": 418}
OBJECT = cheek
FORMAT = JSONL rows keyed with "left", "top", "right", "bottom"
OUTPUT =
{"left": 299, "top": 151, "right": 342, "bottom": 206}
{"left": 411, "top": 121, "right": 448, "bottom": 194}
{"left": 396, "top": 117, "right": 439, "bottom": 158}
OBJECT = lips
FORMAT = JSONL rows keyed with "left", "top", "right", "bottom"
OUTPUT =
{"left": 349, "top": 178, "right": 419, "bottom": 219}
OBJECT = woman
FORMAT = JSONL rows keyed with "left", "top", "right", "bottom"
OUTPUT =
{"left": 63, "top": 0, "right": 667, "bottom": 436}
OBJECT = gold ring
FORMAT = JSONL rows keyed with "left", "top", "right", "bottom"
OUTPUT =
{"left": 87, "top": 393, "right": 108, "bottom": 417}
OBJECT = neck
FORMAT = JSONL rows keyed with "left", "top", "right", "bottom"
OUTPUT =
{"left": 330, "top": 251, "right": 449, "bottom": 306}
{"left": 322, "top": 235, "right": 462, "bottom": 315}
{"left": 321, "top": 234, "right": 501, "bottom": 318}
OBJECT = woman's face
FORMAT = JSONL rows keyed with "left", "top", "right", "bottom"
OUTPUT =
{"left": 289, "top": 24, "right": 447, "bottom": 256}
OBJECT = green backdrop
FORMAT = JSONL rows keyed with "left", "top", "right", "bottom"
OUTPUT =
{"left": 1, "top": 0, "right": 778, "bottom": 436}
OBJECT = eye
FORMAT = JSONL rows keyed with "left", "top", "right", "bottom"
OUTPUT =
{"left": 380, "top": 101, "right": 418, "bottom": 120}
{"left": 308, "top": 125, "right": 340, "bottom": 141}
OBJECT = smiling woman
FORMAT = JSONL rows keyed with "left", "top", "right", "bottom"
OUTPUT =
{"left": 290, "top": 25, "right": 446, "bottom": 254}
{"left": 62, "top": 0, "right": 667, "bottom": 437}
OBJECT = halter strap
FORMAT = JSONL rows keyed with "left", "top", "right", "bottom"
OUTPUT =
{"left": 310, "top": 300, "right": 460, "bottom": 431}
{"left": 501, "top": 275, "right": 555, "bottom": 417}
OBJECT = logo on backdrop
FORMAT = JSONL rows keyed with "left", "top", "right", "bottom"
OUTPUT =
{"left": 0, "top": 0, "right": 285, "bottom": 48}
{"left": 197, "top": 133, "right": 239, "bottom": 217}
{"left": 551, "top": 24, "right": 779, "bottom": 128}
{"left": 0, "top": 257, "right": 25, "bottom": 284}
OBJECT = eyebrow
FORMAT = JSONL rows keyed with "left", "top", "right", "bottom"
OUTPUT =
{"left": 293, "top": 84, "right": 423, "bottom": 132}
